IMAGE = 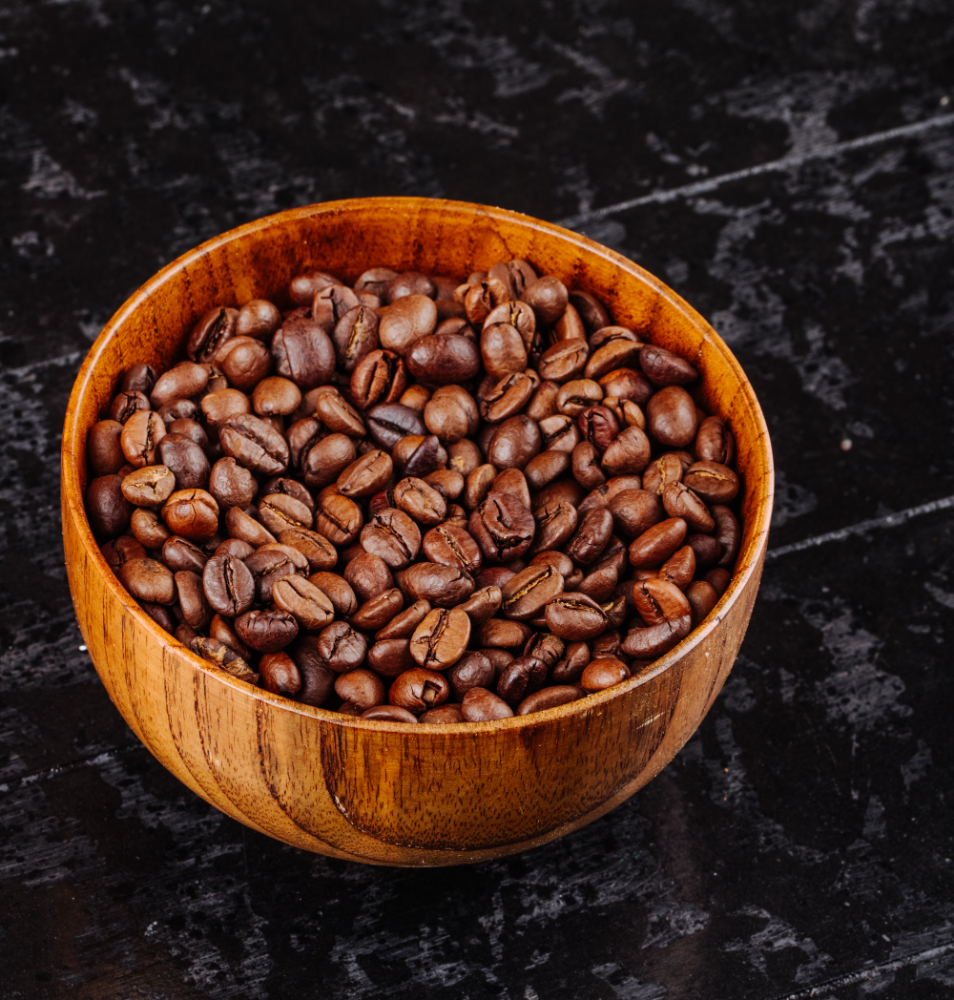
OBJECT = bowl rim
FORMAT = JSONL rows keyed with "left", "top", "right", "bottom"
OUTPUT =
{"left": 62, "top": 195, "right": 774, "bottom": 735}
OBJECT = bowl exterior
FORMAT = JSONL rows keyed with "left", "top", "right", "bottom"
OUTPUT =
{"left": 61, "top": 197, "right": 773, "bottom": 866}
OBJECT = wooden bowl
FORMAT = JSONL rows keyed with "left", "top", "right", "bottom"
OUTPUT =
{"left": 61, "top": 197, "right": 774, "bottom": 866}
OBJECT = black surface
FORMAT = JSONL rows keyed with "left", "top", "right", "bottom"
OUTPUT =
{"left": 2, "top": 1, "right": 954, "bottom": 996}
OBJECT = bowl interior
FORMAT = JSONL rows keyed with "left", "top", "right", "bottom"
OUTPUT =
{"left": 63, "top": 196, "right": 773, "bottom": 730}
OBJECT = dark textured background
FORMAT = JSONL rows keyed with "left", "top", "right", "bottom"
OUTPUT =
{"left": 2, "top": 1, "right": 954, "bottom": 997}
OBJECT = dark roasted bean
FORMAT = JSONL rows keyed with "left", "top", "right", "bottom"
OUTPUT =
{"left": 335, "top": 669, "right": 386, "bottom": 712}
{"left": 235, "top": 608, "right": 298, "bottom": 653}
{"left": 500, "top": 564, "right": 564, "bottom": 621}
{"left": 545, "top": 592, "right": 608, "bottom": 641}
{"left": 461, "top": 687, "right": 513, "bottom": 721}
{"left": 581, "top": 657, "right": 630, "bottom": 692}
{"left": 628, "top": 517, "right": 688, "bottom": 569}
{"left": 202, "top": 554, "right": 255, "bottom": 616}
{"left": 497, "top": 655, "right": 547, "bottom": 706}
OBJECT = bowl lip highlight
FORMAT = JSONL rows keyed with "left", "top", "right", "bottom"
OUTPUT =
{"left": 61, "top": 195, "right": 774, "bottom": 735}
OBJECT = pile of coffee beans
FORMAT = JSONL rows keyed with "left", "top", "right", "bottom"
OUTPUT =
{"left": 85, "top": 259, "right": 741, "bottom": 723}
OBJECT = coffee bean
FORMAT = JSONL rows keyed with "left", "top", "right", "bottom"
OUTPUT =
{"left": 360, "top": 508, "right": 421, "bottom": 569}
{"left": 528, "top": 500, "right": 577, "bottom": 556}
{"left": 538, "top": 338, "right": 588, "bottom": 382}
{"left": 640, "top": 344, "right": 698, "bottom": 386}
{"left": 501, "top": 564, "right": 565, "bottom": 621}
{"left": 235, "top": 609, "right": 298, "bottom": 653}
{"left": 236, "top": 298, "right": 281, "bottom": 340}
{"left": 497, "top": 655, "right": 547, "bottom": 706}
{"left": 684, "top": 461, "right": 739, "bottom": 504}
{"left": 272, "top": 317, "right": 335, "bottom": 389}
{"left": 401, "top": 563, "right": 475, "bottom": 608}
{"left": 88, "top": 420, "right": 127, "bottom": 477}
{"left": 191, "top": 636, "right": 255, "bottom": 682}
{"left": 224, "top": 506, "right": 276, "bottom": 548}
{"left": 601, "top": 425, "right": 651, "bottom": 476}
{"left": 712, "top": 505, "right": 741, "bottom": 568}
{"left": 120, "top": 410, "right": 166, "bottom": 468}
{"left": 565, "top": 507, "right": 613, "bottom": 566}
{"left": 131, "top": 508, "right": 171, "bottom": 548}
{"left": 447, "top": 652, "right": 495, "bottom": 701}
{"left": 537, "top": 414, "right": 580, "bottom": 454}
{"left": 461, "top": 687, "right": 513, "bottom": 721}
{"left": 119, "top": 557, "right": 176, "bottom": 604}
{"left": 302, "top": 433, "right": 357, "bottom": 489}
{"left": 581, "top": 657, "right": 630, "bottom": 692}
{"left": 470, "top": 491, "right": 536, "bottom": 563}
{"left": 272, "top": 575, "right": 335, "bottom": 630}
{"left": 313, "top": 491, "right": 363, "bottom": 547}
{"left": 408, "top": 333, "right": 481, "bottom": 384}
{"left": 647, "top": 386, "right": 698, "bottom": 447}
{"left": 121, "top": 465, "right": 176, "bottom": 506}
{"left": 545, "top": 592, "right": 608, "bottom": 641}
{"left": 162, "top": 489, "right": 219, "bottom": 540}
{"left": 162, "top": 535, "right": 208, "bottom": 573}
{"left": 120, "top": 362, "right": 157, "bottom": 396}
{"left": 176, "top": 569, "right": 211, "bottom": 628}
{"left": 351, "top": 588, "right": 404, "bottom": 631}
{"left": 158, "top": 434, "right": 211, "bottom": 490}
{"left": 457, "top": 585, "right": 502, "bottom": 623}
{"left": 151, "top": 361, "right": 209, "bottom": 407}
{"left": 642, "top": 454, "right": 683, "bottom": 496}
{"left": 628, "top": 517, "right": 688, "bottom": 569}
{"left": 517, "top": 685, "right": 580, "bottom": 715}
{"left": 550, "top": 641, "right": 590, "bottom": 684}
{"left": 366, "top": 402, "right": 426, "bottom": 450}
{"left": 621, "top": 613, "right": 691, "bottom": 659}
{"left": 219, "top": 413, "right": 289, "bottom": 476}
{"left": 695, "top": 415, "right": 735, "bottom": 465}
{"left": 389, "top": 668, "right": 450, "bottom": 714}
{"left": 188, "top": 306, "right": 237, "bottom": 362}
{"left": 202, "top": 555, "right": 255, "bottom": 616}
{"left": 657, "top": 545, "right": 696, "bottom": 590}
{"left": 393, "top": 477, "right": 447, "bottom": 526}
{"left": 350, "top": 350, "right": 407, "bottom": 411}
{"left": 259, "top": 652, "right": 302, "bottom": 696}
{"left": 378, "top": 295, "right": 438, "bottom": 355}
{"left": 662, "top": 481, "right": 714, "bottom": 533}
{"left": 335, "top": 669, "right": 385, "bottom": 712}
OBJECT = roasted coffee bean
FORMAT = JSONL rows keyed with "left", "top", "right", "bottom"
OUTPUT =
{"left": 214, "top": 337, "right": 271, "bottom": 391}
{"left": 422, "top": 521, "right": 482, "bottom": 573}
{"left": 447, "top": 652, "right": 495, "bottom": 701}
{"left": 470, "top": 492, "right": 536, "bottom": 563}
{"left": 687, "top": 580, "right": 720, "bottom": 628}
{"left": 565, "top": 507, "right": 613, "bottom": 566}
{"left": 312, "top": 491, "right": 363, "bottom": 546}
{"left": 418, "top": 703, "right": 464, "bottom": 724}
{"left": 538, "top": 338, "right": 588, "bottom": 382}
{"left": 289, "top": 269, "right": 338, "bottom": 305}
{"left": 361, "top": 704, "right": 417, "bottom": 723}
{"left": 480, "top": 371, "right": 537, "bottom": 423}
{"left": 478, "top": 620, "right": 532, "bottom": 654}
{"left": 517, "top": 686, "right": 580, "bottom": 715}
{"left": 258, "top": 652, "right": 302, "bottom": 696}
{"left": 545, "top": 592, "right": 608, "bottom": 640}
{"left": 632, "top": 577, "right": 692, "bottom": 626}
{"left": 581, "top": 657, "right": 630, "bottom": 692}
{"left": 333, "top": 451, "right": 391, "bottom": 502}
{"left": 457, "top": 585, "right": 502, "bottom": 623}
{"left": 312, "top": 283, "right": 360, "bottom": 333}
{"left": 252, "top": 376, "right": 301, "bottom": 417}
{"left": 235, "top": 609, "right": 298, "bottom": 653}
{"left": 389, "top": 668, "right": 450, "bottom": 714}
{"left": 695, "top": 415, "right": 735, "bottom": 465}
{"left": 712, "top": 505, "right": 741, "bottom": 567}
{"left": 392, "top": 477, "right": 446, "bottom": 526}
{"left": 501, "top": 564, "right": 564, "bottom": 621}
{"left": 522, "top": 632, "right": 565, "bottom": 669}
{"left": 686, "top": 532, "right": 722, "bottom": 569}
{"left": 188, "top": 306, "right": 237, "bottom": 362}
{"left": 344, "top": 550, "right": 394, "bottom": 602}
{"left": 424, "top": 468, "right": 464, "bottom": 500}
{"left": 550, "top": 641, "right": 590, "bottom": 684}
{"left": 162, "top": 489, "right": 219, "bottom": 540}
{"left": 642, "top": 454, "right": 683, "bottom": 496}
{"left": 571, "top": 441, "right": 605, "bottom": 489}
{"left": 376, "top": 598, "right": 432, "bottom": 640}
{"left": 393, "top": 433, "right": 447, "bottom": 478}
{"left": 599, "top": 367, "right": 654, "bottom": 406}
{"left": 400, "top": 383, "right": 433, "bottom": 411}
{"left": 143, "top": 602, "right": 177, "bottom": 631}
{"left": 521, "top": 275, "right": 568, "bottom": 325}
{"left": 272, "top": 575, "right": 335, "bottom": 630}
{"left": 131, "top": 507, "right": 171, "bottom": 548}
{"left": 365, "top": 402, "right": 426, "bottom": 450}
{"left": 224, "top": 506, "right": 276, "bottom": 548}
{"left": 307, "top": 573, "right": 357, "bottom": 618}
{"left": 201, "top": 388, "right": 251, "bottom": 430}
{"left": 537, "top": 414, "right": 580, "bottom": 454}
{"left": 307, "top": 622, "right": 365, "bottom": 676}
{"left": 175, "top": 570, "right": 211, "bottom": 629}
{"left": 191, "top": 636, "right": 255, "bottom": 682}
{"left": 358, "top": 508, "right": 420, "bottom": 569}
{"left": 647, "top": 385, "right": 697, "bottom": 447}
{"left": 335, "top": 669, "right": 385, "bottom": 712}
{"left": 658, "top": 545, "right": 696, "bottom": 590}
{"left": 662, "top": 481, "right": 715, "bottom": 532}
{"left": 350, "top": 350, "right": 407, "bottom": 411}
{"left": 209, "top": 614, "right": 249, "bottom": 659}
{"left": 245, "top": 545, "right": 303, "bottom": 602}
{"left": 556, "top": 378, "right": 602, "bottom": 417}
{"left": 119, "top": 557, "right": 176, "bottom": 604}
{"left": 88, "top": 420, "right": 127, "bottom": 477}
{"left": 461, "top": 687, "right": 513, "bottom": 721}
{"left": 409, "top": 607, "right": 471, "bottom": 670}
{"left": 120, "top": 410, "right": 166, "bottom": 468}
{"left": 640, "top": 343, "right": 698, "bottom": 386}
{"left": 330, "top": 305, "right": 380, "bottom": 375}
{"left": 302, "top": 433, "right": 357, "bottom": 489}
{"left": 151, "top": 362, "right": 209, "bottom": 407}
{"left": 364, "top": 639, "right": 414, "bottom": 677}
{"left": 628, "top": 517, "right": 688, "bottom": 568}
{"left": 497, "top": 655, "right": 547, "bottom": 706}
{"left": 408, "top": 333, "right": 481, "bottom": 384}
{"left": 569, "top": 290, "right": 610, "bottom": 333}
{"left": 110, "top": 389, "right": 151, "bottom": 425}
{"left": 202, "top": 554, "right": 255, "bottom": 616}
{"left": 585, "top": 333, "right": 643, "bottom": 380}
{"left": 577, "top": 405, "right": 620, "bottom": 451}
{"left": 162, "top": 535, "right": 208, "bottom": 573}
{"left": 491, "top": 468, "right": 531, "bottom": 509}
{"left": 401, "top": 563, "right": 475, "bottom": 608}
{"left": 121, "top": 464, "right": 176, "bottom": 506}
{"left": 351, "top": 587, "right": 404, "bottom": 631}
{"left": 120, "top": 362, "right": 157, "bottom": 396}
{"left": 528, "top": 500, "right": 577, "bottom": 556}
{"left": 236, "top": 298, "right": 281, "bottom": 340}
{"left": 271, "top": 317, "right": 335, "bottom": 389}
{"left": 214, "top": 538, "right": 254, "bottom": 560}
{"left": 621, "top": 613, "right": 691, "bottom": 659}
{"left": 378, "top": 294, "right": 438, "bottom": 355}
{"left": 423, "top": 385, "right": 479, "bottom": 444}
{"left": 258, "top": 492, "right": 313, "bottom": 535}
{"left": 157, "top": 434, "right": 210, "bottom": 490}
{"left": 601, "top": 425, "right": 651, "bottom": 476}
{"left": 684, "top": 461, "right": 739, "bottom": 504}
{"left": 219, "top": 413, "right": 289, "bottom": 476}
{"left": 289, "top": 639, "right": 336, "bottom": 706}
{"left": 553, "top": 302, "right": 585, "bottom": 342}
{"left": 525, "top": 450, "right": 571, "bottom": 491}
{"left": 606, "top": 488, "right": 663, "bottom": 539}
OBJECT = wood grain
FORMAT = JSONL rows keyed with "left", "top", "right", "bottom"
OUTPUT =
{"left": 60, "top": 197, "right": 774, "bottom": 866}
